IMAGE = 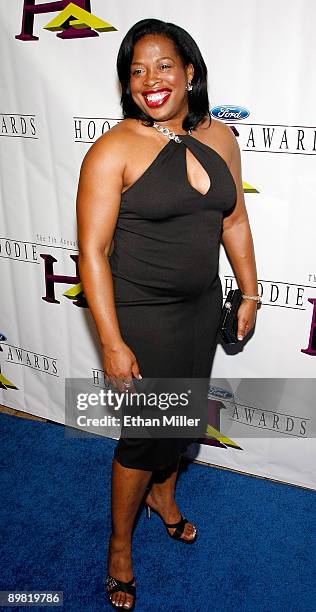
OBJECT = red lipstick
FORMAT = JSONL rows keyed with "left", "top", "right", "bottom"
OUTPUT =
{"left": 142, "top": 88, "right": 172, "bottom": 108}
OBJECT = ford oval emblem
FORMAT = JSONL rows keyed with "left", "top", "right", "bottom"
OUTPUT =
{"left": 211, "top": 105, "right": 250, "bottom": 121}
{"left": 208, "top": 385, "right": 234, "bottom": 400}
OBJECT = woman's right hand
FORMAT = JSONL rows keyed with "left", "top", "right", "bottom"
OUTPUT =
{"left": 102, "top": 341, "right": 142, "bottom": 392}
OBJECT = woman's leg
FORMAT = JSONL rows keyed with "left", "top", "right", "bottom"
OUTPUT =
{"left": 107, "top": 458, "right": 152, "bottom": 609}
{"left": 145, "top": 458, "right": 197, "bottom": 541}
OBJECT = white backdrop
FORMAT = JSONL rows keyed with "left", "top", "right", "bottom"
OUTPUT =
{"left": 1, "top": 0, "right": 315, "bottom": 489}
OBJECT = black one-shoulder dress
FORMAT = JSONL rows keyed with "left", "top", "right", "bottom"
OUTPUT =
{"left": 109, "top": 131, "right": 237, "bottom": 471}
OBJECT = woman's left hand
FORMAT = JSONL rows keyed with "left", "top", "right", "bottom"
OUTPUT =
{"left": 237, "top": 299, "right": 258, "bottom": 341}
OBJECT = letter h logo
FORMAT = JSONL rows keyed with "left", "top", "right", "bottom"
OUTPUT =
{"left": 16, "top": 0, "right": 116, "bottom": 41}
{"left": 301, "top": 298, "right": 316, "bottom": 356}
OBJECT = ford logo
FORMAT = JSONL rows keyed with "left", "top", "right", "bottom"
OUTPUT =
{"left": 211, "top": 105, "right": 250, "bottom": 121}
{"left": 0, "top": 332, "right": 7, "bottom": 341}
{"left": 208, "top": 385, "right": 234, "bottom": 400}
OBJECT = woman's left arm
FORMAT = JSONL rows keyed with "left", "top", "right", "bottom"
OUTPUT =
{"left": 221, "top": 127, "right": 259, "bottom": 341}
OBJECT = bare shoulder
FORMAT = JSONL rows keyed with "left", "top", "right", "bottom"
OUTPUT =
{"left": 197, "top": 116, "right": 240, "bottom": 165}
{"left": 211, "top": 117, "right": 237, "bottom": 142}
{"left": 79, "top": 119, "right": 138, "bottom": 173}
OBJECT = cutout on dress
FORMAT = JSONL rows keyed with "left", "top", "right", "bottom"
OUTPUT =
{"left": 185, "top": 147, "right": 211, "bottom": 196}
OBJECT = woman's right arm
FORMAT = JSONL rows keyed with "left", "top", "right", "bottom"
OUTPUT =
{"left": 76, "top": 133, "right": 141, "bottom": 388}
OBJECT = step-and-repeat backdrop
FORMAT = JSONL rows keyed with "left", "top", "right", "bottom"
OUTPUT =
{"left": 1, "top": 1, "right": 315, "bottom": 489}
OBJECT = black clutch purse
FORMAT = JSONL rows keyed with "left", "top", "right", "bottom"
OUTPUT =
{"left": 219, "top": 288, "right": 243, "bottom": 344}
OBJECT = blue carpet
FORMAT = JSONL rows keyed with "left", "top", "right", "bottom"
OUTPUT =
{"left": 0, "top": 413, "right": 315, "bottom": 612}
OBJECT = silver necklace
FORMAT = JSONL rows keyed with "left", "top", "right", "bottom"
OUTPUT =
{"left": 152, "top": 122, "right": 192, "bottom": 144}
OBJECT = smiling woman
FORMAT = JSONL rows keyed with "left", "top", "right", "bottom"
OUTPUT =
{"left": 117, "top": 20, "right": 210, "bottom": 132}
{"left": 76, "top": 17, "right": 259, "bottom": 611}
{"left": 129, "top": 37, "right": 192, "bottom": 113}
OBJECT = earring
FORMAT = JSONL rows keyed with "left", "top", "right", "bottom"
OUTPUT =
{"left": 187, "top": 80, "right": 193, "bottom": 92}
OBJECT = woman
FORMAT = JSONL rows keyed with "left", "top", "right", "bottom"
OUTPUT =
{"left": 76, "top": 18, "right": 259, "bottom": 610}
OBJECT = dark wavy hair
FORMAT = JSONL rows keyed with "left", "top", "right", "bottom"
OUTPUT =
{"left": 116, "top": 18, "right": 211, "bottom": 132}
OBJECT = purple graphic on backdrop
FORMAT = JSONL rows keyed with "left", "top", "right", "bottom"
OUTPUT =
{"left": 301, "top": 298, "right": 316, "bottom": 356}
{"left": 16, "top": 0, "right": 96, "bottom": 41}
{"left": 40, "top": 253, "right": 87, "bottom": 307}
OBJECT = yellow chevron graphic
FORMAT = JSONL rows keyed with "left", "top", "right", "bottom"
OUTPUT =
{"left": 243, "top": 180, "right": 259, "bottom": 193}
{"left": 44, "top": 3, "right": 117, "bottom": 33}
{"left": 205, "top": 424, "right": 242, "bottom": 450}
{"left": 63, "top": 283, "right": 83, "bottom": 299}
{"left": 0, "top": 372, "right": 18, "bottom": 390}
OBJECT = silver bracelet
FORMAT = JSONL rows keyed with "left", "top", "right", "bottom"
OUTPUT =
{"left": 242, "top": 294, "right": 261, "bottom": 303}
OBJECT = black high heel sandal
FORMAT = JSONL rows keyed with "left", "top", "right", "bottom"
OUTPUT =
{"left": 146, "top": 504, "right": 197, "bottom": 544}
{"left": 105, "top": 575, "right": 136, "bottom": 610}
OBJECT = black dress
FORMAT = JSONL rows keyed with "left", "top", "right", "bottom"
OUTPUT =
{"left": 109, "top": 132, "right": 237, "bottom": 471}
